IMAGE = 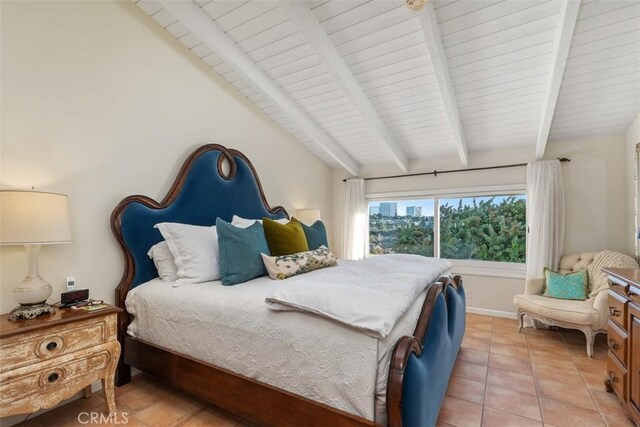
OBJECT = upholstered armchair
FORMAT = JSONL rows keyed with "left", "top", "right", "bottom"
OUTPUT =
{"left": 514, "top": 251, "right": 639, "bottom": 358}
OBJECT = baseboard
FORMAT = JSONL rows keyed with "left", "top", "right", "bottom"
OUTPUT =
{"left": 466, "top": 306, "right": 517, "bottom": 319}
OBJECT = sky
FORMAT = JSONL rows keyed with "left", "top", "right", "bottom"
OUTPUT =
{"left": 369, "top": 195, "right": 525, "bottom": 217}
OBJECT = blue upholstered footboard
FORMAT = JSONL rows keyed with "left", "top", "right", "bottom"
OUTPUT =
{"left": 390, "top": 279, "right": 466, "bottom": 427}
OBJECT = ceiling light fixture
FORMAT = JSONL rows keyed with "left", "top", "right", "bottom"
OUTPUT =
{"left": 405, "top": 0, "right": 427, "bottom": 12}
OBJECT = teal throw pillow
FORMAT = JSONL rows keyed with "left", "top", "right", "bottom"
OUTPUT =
{"left": 300, "top": 220, "right": 329, "bottom": 250}
{"left": 543, "top": 268, "right": 588, "bottom": 300}
{"left": 216, "top": 218, "right": 270, "bottom": 286}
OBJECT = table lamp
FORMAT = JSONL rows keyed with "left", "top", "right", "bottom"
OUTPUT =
{"left": 295, "top": 209, "right": 321, "bottom": 225}
{"left": 0, "top": 190, "right": 72, "bottom": 320}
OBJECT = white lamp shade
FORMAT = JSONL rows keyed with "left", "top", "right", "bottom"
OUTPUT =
{"left": 296, "top": 209, "right": 321, "bottom": 225}
{"left": 0, "top": 191, "right": 72, "bottom": 245}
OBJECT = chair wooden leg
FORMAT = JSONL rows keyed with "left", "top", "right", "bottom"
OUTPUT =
{"left": 584, "top": 330, "right": 596, "bottom": 358}
{"left": 517, "top": 311, "right": 525, "bottom": 333}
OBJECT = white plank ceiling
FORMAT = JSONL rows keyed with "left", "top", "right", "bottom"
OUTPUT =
{"left": 135, "top": 0, "right": 640, "bottom": 174}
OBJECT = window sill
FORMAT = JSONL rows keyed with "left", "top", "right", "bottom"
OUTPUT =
{"left": 447, "top": 260, "right": 526, "bottom": 280}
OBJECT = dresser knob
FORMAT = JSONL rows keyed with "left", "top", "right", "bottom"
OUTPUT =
{"left": 48, "top": 373, "right": 59, "bottom": 383}
{"left": 608, "top": 339, "right": 619, "bottom": 350}
{"left": 607, "top": 371, "right": 618, "bottom": 383}
{"left": 609, "top": 307, "right": 621, "bottom": 317}
{"left": 46, "top": 341, "right": 57, "bottom": 351}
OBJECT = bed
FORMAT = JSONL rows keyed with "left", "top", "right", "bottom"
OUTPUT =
{"left": 111, "top": 144, "right": 466, "bottom": 427}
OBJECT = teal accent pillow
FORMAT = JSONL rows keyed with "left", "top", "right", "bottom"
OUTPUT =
{"left": 543, "top": 268, "right": 588, "bottom": 300}
{"left": 300, "top": 220, "right": 329, "bottom": 250}
{"left": 216, "top": 218, "right": 270, "bottom": 286}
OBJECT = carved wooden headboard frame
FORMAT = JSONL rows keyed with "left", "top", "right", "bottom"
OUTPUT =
{"left": 110, "top": 144, "right": 288, "bottom": 384}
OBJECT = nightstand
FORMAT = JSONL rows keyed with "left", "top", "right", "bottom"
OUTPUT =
{"left": 0, "top": 305, "right": 122, "bottom": 418}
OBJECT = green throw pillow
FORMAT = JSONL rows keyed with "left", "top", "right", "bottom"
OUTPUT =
{"left": 543, "top": 268, "right": 588, "bottom": 300}
{"left": 300, "top": 220, "right": 329, "bottom": 250}
{"left": 263, "top": 217, "right": 309, "bottom": 256}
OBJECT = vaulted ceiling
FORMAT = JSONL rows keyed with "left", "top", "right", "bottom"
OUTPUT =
{"left": 134, "top": 0, "right": 640, "bottom": 175}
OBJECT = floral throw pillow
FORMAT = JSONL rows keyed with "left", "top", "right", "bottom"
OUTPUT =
{"left": 261, "top": 246, "right": 337, "bottom": 280}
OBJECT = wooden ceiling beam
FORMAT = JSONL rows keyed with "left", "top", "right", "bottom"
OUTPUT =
{"left": 160, "top": 0, "right": 360, "bottom": 175}
{"left": 281, "top": 1, "right": 409, "bottom": 172}
{"left": 418, "top": 3, "right": 469, "bottom": 166}
{"left": 535, "top": 0, "right": 581, "bottom": 159}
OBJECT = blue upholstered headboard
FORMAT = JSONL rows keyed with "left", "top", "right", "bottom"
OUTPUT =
{"left": 111, "top": 144, "right": 288, "bottom": 296}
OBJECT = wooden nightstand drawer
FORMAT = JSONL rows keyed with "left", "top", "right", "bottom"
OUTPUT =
{"left": 0, "top": 314, "right": 116, "bottom": 373}
{"left": 607, "top": 319, "right": 628, "bottom": 366}
{"left": 607, "top": 350, "right": 628, "bottom": 402}
{"left": 0, "top": 306, "right": 121, "bottom": 418}
{"left": 608, "top": 291, "right": 628, "bottom": 330}
{"left": 0, "top": 342, "right": 119, "bottom": 416}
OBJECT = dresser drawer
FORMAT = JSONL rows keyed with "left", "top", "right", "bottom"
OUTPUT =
{"left": 608, "top": 291, "right": 628, "bottom": 330}
{"left": 0, "top": 313, "right": 116, "bottom": 374}
{"left": 610, "top": 280, "right": 630, "bottom": 297}
{"left": 629, "top": 284, "right": 640, "bottom": 306}
{"left": 607, "top": 350, "right": 628, "bottom": 402}
{"left": 607, "top": 320, "right": 628, "bottom": 366}
{"left": 0, "top": 341, "right": 118, "bottom": 416}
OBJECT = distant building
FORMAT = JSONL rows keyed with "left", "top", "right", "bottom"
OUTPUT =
{"left": 379, "top": 202, "right": 398, "bottom": 217}
{"left": 369, "top": 205, "right": 379, "bottom": 215}
{"left": 406, "top": 206, "right": 422, "bottom": 217}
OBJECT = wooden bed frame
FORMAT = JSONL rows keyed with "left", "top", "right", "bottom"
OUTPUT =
{"left": 111, "top": 144, "right": 466, "bottom": 427}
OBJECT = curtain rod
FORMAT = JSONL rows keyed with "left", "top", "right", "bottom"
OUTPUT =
{"left": 342, "top": 158, "right": 571, "bottom": 182}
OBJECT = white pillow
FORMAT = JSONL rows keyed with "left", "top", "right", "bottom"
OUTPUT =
{"left": 147, "top": 241, "right": 179, "bottom": 282}
{"left": 231, "top": 215, "right": 289, "bottom": 229}
{"left": 154, "top": 223, "right": 219, "bottom": 287}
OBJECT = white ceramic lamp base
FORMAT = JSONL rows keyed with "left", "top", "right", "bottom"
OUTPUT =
{"left": 9, "top": 245, "right": 56, "bottom": 321}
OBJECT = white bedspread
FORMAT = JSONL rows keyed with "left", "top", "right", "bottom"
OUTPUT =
{"left": 266, "top": 255, "right": 452, "bottom": 338}
{"left": 125, "top": 260, "right": 444, "bottom": 422}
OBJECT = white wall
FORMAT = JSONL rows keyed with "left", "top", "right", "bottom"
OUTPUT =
{"left": 549, "top": 135, "right": 630, "bottom": 254}
{"left": 0, "top": 0, "right": 334, "bottom": 313}
{"left": 627, "top": 113, "right": 640, "bottom": 258}
{"left": 333, "top": 135, "right": 631, "bottom": 313}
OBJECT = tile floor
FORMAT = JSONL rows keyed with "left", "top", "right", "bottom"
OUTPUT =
{"left": 439, "top": 314, "right": 633, "bottom": 427}
{"left": 14, "top": 314, "right": 634, "bottom": 427}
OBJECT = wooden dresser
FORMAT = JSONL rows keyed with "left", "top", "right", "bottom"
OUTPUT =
{"left": 604, "top": 268, "right": 640, "bottom": 426}
{"left": 0, "top": 305, "right": 121, "bottom": 418}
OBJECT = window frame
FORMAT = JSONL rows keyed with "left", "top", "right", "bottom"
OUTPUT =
{"left": 366, "top": 184, "right": 527, "bottom": 279}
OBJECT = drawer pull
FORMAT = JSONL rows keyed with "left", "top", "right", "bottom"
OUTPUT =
{"left": 608, "top": 339, "right": 619, "bottom": 350}
{"left": 609, "top": 307, "right": 621, "bottom": 317}
{"left": 607, "top": 371, "right": 618, "bottom": 383}
{"left": 46, "top": 341, "right": 57, "bottom": 351}
{"left": 48, "top": 373, "right": 59, "bottom": 383}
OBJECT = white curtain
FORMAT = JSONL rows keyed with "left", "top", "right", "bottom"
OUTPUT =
{"left": 342, "top": 178, "right": 368, "bottom": 260}
{"left": 526, "top": 160, "right": 565, "bottom": 279}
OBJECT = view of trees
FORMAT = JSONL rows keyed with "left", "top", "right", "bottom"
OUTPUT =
{"left": 369, "top": 196, "right": 526, "bottom": 263}
{"left": 369, "top": 215, "right": 434, "bottom": 256}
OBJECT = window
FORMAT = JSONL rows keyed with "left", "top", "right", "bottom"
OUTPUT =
{"left": 439, "top": 195, "right": 526, "bottom": 263}
{"left": 369, "top": 200, "right": 435, "bottom": 256}
{"left": 368, "top": 191, "right": 526, "bottom": 265}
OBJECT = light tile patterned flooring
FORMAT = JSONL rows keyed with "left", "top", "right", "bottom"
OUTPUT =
{"left": 15, "top": 313, "right": 634, "bottom": 427}
{"left": 439, "top": 314, "right": 633, "bottom": 427}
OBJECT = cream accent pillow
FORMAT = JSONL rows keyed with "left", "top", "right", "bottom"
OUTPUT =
{"left": 147, "top": 241, "right": 178, "bottom": 282}
{"left": 587, "top": 250, "right": 639, "bottom": 297}
{"left": 155, "top": 223, "right": 220, "bottom": 287}
{"left": 261, "top": 246, "right": 337, "bottom": 280}
{"left": 231, "top": 215, "right": 289, "bottom": 229}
